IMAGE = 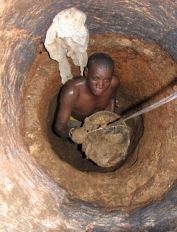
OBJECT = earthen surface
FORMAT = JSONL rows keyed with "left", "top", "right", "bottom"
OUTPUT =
{"left": 22, "top": 35, "right": 177, "bottom": 212}
{"left": 1, "top": 0, "right": 177, "bottom": 230}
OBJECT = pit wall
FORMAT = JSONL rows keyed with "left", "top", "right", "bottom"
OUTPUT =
{"left": 0, "top": 0, "right": 177, "bottom": 231}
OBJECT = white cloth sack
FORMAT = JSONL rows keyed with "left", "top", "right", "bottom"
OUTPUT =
{"left": 44, "top": 7, "right": 89, "bottom": 84}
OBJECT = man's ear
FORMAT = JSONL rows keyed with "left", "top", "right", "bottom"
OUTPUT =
{"left": 84, "top": 67, "right": 88, "bottom": 77}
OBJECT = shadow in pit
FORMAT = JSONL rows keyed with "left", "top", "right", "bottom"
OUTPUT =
{"left": 47, "top": 87, "right": 144, "bottom": 173}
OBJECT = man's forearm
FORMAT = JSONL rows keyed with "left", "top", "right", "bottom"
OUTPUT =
{"left": 55, "top": 123, "right": 71, "bottom": 138}
{"left": 105, "top": 98, "right": 116, "bottom": 112}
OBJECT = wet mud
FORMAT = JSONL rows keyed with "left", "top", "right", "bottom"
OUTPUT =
{"left": 73, "top": 111, "right": 131, "bottom": 168}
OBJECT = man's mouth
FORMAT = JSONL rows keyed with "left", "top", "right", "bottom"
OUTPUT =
{"left": 94, "top": 90, "right": 104, "bottom": 95}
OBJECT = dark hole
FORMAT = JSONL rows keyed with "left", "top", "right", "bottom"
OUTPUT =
{"left": 47, "top": 86, "right": 144, "bottom": 172}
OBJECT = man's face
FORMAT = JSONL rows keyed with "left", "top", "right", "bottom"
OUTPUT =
{"left": 85, "top": 64, "right": 113, "bottom": 96}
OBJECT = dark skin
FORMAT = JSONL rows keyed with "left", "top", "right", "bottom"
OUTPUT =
{"left": 55, "top": 63, "right": 120, "bottom": 138}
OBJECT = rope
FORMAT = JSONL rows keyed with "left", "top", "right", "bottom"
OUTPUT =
{"left": 111, "top": 92, "right": 177, "bottom": 126}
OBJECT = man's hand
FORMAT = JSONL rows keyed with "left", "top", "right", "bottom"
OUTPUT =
{"left": 70, "top": 127, "right": 87, "bottom": 144}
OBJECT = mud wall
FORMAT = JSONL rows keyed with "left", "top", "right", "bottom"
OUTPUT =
{"left": 0, "top": 0, "right": 177, "bottom": 231}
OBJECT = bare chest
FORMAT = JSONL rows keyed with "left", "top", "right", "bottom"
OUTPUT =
{"left": 72, "top": 92, "right": 111, "bottom": 117}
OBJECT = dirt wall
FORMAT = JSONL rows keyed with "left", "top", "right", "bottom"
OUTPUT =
{"left": 0, "top": 0, "right": 177, "bottom": 231}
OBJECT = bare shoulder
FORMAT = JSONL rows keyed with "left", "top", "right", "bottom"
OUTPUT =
{"left": 60, "top": 76, "right": 85, "bottom": 98}
{"left": 65, "top": 76, "right": 85, "bottom": 87}
{"left": 111, "top": 75, "right": 120, "bottom": 88}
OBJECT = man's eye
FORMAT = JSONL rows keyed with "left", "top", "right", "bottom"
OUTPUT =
{"left": 92, "top": 77, "right": 97, "bottom": 80}
{"left": 104, "top": 79, "right": 111, "bottom": 82}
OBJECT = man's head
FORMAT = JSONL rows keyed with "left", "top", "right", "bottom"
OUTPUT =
{"left": 85, "top": 53, "right": 114, "bottom": 96}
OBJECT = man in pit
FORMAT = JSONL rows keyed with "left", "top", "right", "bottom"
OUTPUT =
{"left": 55, "top": 53, "right": 120, "bottom": 138}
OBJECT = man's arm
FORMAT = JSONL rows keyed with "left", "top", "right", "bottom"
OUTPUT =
{"left": 105, "top": 97, "right": 116, "bottom": 112}
{"left": 55, "top": 123, "right": 71, "bottom": 138}
{"left": 55, "top": 82, "right": 78, "bottom": 138}
{"left": 105, "top": 75, "right": 120, "bottom": 112}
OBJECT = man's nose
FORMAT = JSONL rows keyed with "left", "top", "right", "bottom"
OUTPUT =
{"left": 97, "top": 80, "right": 104, "bottom": 89}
